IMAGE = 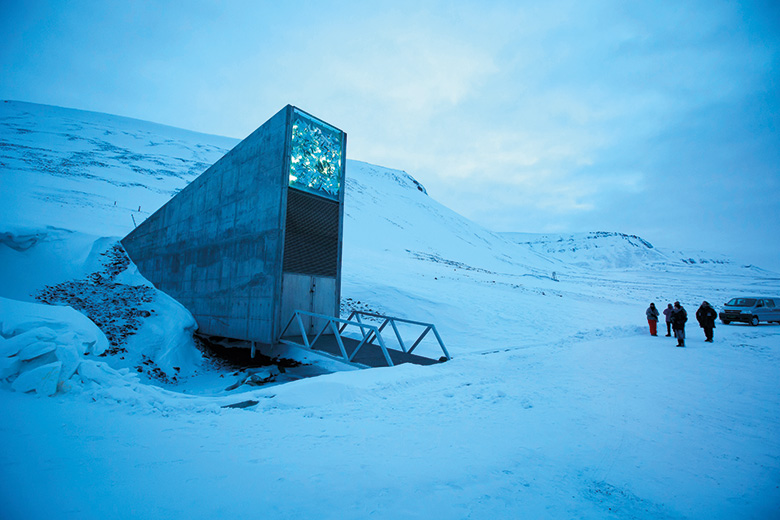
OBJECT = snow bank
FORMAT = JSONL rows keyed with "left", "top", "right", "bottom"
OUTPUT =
{"left": 0, "top": 289, "right": 201, "bottom": 399}
{"left": 0, "top": 297, "right": 109, "bottom": 356}
{"left": 123, "top": 289, "right": 201, "bottom": 376}
{"left": 1, "top": 229, "right": 204, "bottom": 381}
{"left": 0, "top": 297, "right": 120, "bottom": 395}
{"left": 0, "top": 297, "right": 205, "bottom": 406}
{"left": 0, "top": 295, "right": 258, "bottom": 409}
{"left": 0, "top": 228, "right": 101, "bottom": 301}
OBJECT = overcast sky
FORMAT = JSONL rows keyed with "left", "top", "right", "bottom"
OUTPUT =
{"left": 2, "top": 0, "right": 779, "bottom": 268}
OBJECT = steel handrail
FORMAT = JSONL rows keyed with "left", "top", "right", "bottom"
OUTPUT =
{"left": 340, "top": 310, "right": 451, "bottom": 360}
{"left": 281, "top": 309, "right": 451, "bottom": 366}
{"left": 280, "top": 310, "right": 394, "bottom": 366}
{"left": 342, "top": 310, "right": 452, "bottom": 360}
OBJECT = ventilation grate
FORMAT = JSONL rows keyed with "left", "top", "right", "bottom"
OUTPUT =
{"left": 283, "top": 188, "right": 340, "bottom": 277}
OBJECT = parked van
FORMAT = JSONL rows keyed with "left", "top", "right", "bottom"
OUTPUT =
{"left": 719, "top": 297, "right": 780, "bottom": 325}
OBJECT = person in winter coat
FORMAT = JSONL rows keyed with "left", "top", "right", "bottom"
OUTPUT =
{"left": 663, "top": 303, "right": 674, "bottom": 336}
{"left": 671, "top": 301, "right": 687, "bottom": 347}
{"left": 696, "top": 301, "right": 717, "bottom": 342}
{"left": 646, "top": 303, "right": 660, "bottom": 336}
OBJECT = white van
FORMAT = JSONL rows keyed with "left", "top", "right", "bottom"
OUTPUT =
{"left": 719, "top": 297, "right": 780, "bottom": 325}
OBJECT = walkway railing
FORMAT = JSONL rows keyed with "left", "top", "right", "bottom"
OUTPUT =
{"left": 341, "top": 311, "right": 451, "bottom": 360}
{"left": 279, "top": 310, "right": 450, "bottom": 367}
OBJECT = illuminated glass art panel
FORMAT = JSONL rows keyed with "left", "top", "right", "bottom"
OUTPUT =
{"left": 288, "top": 109, "right": 343, "bottom": 200}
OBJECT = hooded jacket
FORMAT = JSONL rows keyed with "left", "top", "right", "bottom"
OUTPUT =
{"left": 646, "top": 305, "right": 660, "bottom": 321}
{"left": 672, "top": 306, "right": 687, "bottom": 329}
{"left": 696, "top": 304, "right": 717, "bottom": 328}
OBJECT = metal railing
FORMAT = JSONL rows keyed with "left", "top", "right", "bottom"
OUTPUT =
{"left": 279, "top": 310, "right": 450, "bottom": 367}
{"left": 341, "top": 311, "right": 450, "bottom": 360}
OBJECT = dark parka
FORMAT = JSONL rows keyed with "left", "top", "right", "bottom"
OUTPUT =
{"left": 672, "top": 306, "right": 687, "bottom": 330}
{"left": 696, "top": 303, "right": 717, "bottom": 328}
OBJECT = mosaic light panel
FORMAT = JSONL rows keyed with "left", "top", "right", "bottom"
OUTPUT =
{"left": 288, "top": 109, "right": 343, "bottom": 200}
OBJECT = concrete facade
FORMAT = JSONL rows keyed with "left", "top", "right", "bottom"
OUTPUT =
{"left": 121, "top": 105, "right": 346, "bottom": 345}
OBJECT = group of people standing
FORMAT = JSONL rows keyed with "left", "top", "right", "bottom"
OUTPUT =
{"left": 646, "top": 301, "right": 717, "bottom": 347}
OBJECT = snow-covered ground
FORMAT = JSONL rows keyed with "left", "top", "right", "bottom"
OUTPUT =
{"left": 1, "top": 100, "right": 779, "bottom": 519}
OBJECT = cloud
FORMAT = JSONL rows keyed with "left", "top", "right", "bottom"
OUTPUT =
{"left": 332, "top": 31, "right": 496, "bottom": 113}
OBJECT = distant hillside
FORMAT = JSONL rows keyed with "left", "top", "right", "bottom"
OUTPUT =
{"left": 501, "top": 231, "right": 662, "bottom": 270}
{"left": 0, "top": 100, "right": 238, "bottom": 236}
{"left": 500, "top": 231, "right": 741, "bottom": 271}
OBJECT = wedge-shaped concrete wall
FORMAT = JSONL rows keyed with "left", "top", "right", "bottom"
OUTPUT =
{"left": 122, "top": 105, "right": 346, "bottom": 344}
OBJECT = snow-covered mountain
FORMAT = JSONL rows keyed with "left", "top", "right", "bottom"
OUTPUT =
{"left": 0, "top": 100, "right": 237, "bottom": 236}
{"left": 2, "top": 101, "right": 779, "bottom": 519}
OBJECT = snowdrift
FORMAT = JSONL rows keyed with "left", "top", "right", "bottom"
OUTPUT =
{"left": 0, "top": 297, "right": 126, "bottom": 396}
{"left": 0, "top": 227, "right": 202, "bottom": 394}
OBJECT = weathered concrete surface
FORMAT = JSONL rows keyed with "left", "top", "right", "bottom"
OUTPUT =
{"left": 123, "top": 105, "right": 347, "bottom": 344}
{"left": 122, "top": 106, "right": 291, "bottom": 343}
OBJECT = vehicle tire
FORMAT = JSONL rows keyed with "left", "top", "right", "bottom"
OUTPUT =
{"left": 750, "top": 315, "right": 759, "bottom": 326}
{"left": 722, "top": 319, "right": 730, "bottom": 325}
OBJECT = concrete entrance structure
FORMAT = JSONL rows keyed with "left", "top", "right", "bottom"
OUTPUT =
{"left": 121, "top": 105, "right": 346, "bottom": 345}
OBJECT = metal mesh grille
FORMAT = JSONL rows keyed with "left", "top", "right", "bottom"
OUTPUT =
{"left": 283, "top": 188, "right": 340, "bottom": 276}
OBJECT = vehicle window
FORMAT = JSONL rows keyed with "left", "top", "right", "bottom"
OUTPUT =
{"left": 727, "top": 298, "right": 757, "bottom": 307}
{"left": 766, "top": 299, "right": 776, "bottom": 307}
